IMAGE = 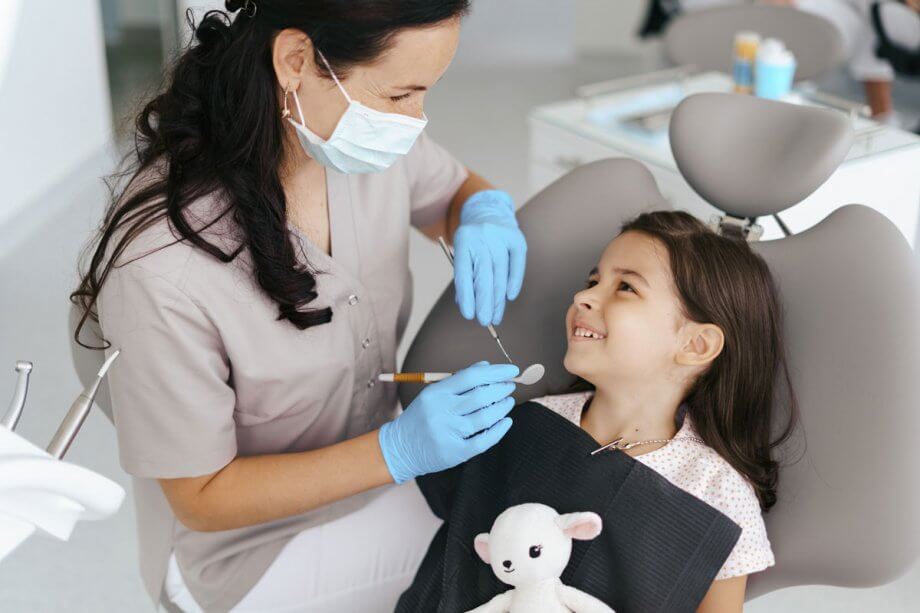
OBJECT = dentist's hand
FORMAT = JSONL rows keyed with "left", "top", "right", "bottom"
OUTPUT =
{"left": 378, "top": 360, "right": 519, "bottom": 484}
{"left": 453, "top": 190, "right": 527, "bottom": 327}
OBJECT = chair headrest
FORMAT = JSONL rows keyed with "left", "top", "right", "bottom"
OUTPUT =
{"left": 664, "top": 4, "right": 845, "bottom": 81}
{"left": 669, "top": 93, "right": 853, "bottom": 218}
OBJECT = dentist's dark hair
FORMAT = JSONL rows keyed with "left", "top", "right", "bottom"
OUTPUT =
{"left": 568, "top": 210, "right": 799, "bottom": 512}
{"left": 72, "top": 0, "right": 470, "bottom": 347}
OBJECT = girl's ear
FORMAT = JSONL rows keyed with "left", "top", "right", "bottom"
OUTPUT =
{"left": 555, "top": 512, "right": 603, "bottom": 540}
{"left": 474, "top": 533, "right": 491, "bottom": 563}
{"left": 677, "top": 323, "right": 724, "bottom": 367}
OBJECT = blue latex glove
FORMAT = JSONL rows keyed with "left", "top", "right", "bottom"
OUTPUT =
{"left": 453, "top": 190, "right": 527, "bottom": 327}
{"left": 378, "top": 360, "right": 519, "bottom": 484}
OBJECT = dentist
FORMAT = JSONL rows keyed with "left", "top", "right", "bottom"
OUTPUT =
{"left": 71, "top": 1, "right": 526, "bottom": 611}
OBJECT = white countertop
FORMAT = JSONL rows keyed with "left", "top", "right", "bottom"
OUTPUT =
{"left": 530, "top": 71, "right": 920, "bottom": 174}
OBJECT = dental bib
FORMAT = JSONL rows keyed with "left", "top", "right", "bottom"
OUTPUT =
{"left": 397, "top": 402, "right": 741, "bottom": 612}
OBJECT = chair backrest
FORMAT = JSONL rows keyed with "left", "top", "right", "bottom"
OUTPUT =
{"left": 664, "top": 4, "right": 844, "bottom": 82}
{"left": 400, "top": 97, "right": 920, "bottom": 597}
{"left": 399, "top": 158, "right": 668, "bottom": 408}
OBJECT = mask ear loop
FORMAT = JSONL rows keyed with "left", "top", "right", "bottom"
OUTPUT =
{"left": 316, "top": 50, "right": 353, "bottom": 103}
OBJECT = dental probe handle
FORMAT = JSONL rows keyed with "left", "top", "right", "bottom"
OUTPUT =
{"left": 380, "top": 371, "right": 530, "bottom": 384}
{"left": 378, "top": 372, "right": 452, "bottom": 383}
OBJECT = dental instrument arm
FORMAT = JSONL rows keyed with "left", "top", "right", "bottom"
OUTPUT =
{"left": 1, "top": 361, "right": 33, "bottom": 431}
{"left": 46, "top": 351, "right": 120, "bottom": 459}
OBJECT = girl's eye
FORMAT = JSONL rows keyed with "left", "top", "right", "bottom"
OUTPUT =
{"left": 529, "top": 545, "right": 542, "bottom": 558}
{"left": 619, "top": 281, "right": 635, "bottom": 293}
{"left": 585, "top": 279, "right": 598, "bottom": 288}
{"left": 390, "top": 92, "right": 412, "bottom": 102}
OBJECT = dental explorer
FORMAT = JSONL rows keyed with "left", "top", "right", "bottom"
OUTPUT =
{"left": 437, "top": 236, "right": 514, "bottom": 365}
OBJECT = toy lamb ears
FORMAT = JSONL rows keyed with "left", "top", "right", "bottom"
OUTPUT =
{"left": 465, "top": 503, "right": 616, "bottom": 613}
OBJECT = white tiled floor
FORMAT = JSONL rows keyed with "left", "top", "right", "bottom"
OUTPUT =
{"left": 1, "top": 48, "right": 918, "bottom": 611}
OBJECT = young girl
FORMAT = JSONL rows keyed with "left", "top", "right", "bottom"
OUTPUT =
{"left": 530, "top": 210, "right": 798, "bottom": 611}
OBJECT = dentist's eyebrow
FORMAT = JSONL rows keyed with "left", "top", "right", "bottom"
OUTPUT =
{"left": 588, "top": 266, "right": 650, "bottom": 288}
{"left": 394, "top": 75, "right": 444, "bottom": 91}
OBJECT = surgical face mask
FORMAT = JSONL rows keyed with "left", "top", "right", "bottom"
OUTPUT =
{"left": 285, "top": 51, "right": 428, "bottom": 174}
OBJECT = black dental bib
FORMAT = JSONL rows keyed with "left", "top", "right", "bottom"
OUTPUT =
{"left": 396, "top": 402, "right": 742, "bottom": 613}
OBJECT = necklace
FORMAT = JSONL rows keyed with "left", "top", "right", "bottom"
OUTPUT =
{"left": 590, "top": 436, "right": 674, "bottom": 456}
{"left": 590, "top": 434, "right": 706, "bottom": 456}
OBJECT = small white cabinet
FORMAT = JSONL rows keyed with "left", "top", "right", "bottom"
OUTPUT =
{"left": 529, "top": 72, "right": 920, "bottom": 246}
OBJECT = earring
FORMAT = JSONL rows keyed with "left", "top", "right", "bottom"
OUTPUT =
{"left": 281, "top": 86, "right": 292, "bottom": 119}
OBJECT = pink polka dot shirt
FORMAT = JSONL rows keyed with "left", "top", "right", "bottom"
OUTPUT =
{"left": 531, "top": 391, "right": 775, "bottom": 581}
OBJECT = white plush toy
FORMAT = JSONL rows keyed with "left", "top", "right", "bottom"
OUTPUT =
{"left": 465, "top": 503, "right": 616, "bottom": 613}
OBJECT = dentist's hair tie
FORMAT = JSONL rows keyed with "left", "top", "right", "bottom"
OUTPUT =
{"left": 225, "top": 0, "right": 257, "bottom": 18}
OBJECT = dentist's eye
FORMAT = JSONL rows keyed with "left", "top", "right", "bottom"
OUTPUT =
{"left": 529, "top": 545, "right": 542, "bottom": 558}
{"left": 390, "top": 92, "right": 412, "bottom": 102}
{"left": 585, "top": 279, "right": 598, "bottom": 288}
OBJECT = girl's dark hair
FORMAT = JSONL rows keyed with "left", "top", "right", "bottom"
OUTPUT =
{"left": 569, "top": 210, "right": 799, "bottom": 512}
{"left": 71, "top": 0, "right": 470, "bottom": 347}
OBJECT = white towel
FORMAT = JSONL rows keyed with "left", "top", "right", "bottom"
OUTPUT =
{"left": 0, "top": 426, "right": 125, "bottom": 563}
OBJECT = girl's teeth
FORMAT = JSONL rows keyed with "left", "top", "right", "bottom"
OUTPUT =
{"left": 575, "top": 327, "right": 604, "bottom": 339}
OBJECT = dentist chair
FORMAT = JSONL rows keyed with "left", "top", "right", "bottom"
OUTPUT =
{"left": 664, "top": 3, "right": 845, "bottom": 82}
{"left": 398, "top": 92, "right": 920, "bottom": 600}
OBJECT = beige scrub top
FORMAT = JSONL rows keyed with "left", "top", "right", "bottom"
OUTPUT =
{"left": 97, "top": 132, "right": 469, "bottom": 612}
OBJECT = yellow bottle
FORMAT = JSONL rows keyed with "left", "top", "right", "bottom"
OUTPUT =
{"left": 732, "top": 31, "right": 761, "bottom": 94}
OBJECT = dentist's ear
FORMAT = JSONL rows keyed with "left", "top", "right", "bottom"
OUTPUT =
{"left": 474, "top": 533, "right": 491, "bottom": 564}
{"left": 272, "top": 28, "right": 312, "bottom": 89}
{"left": 676, "top": 323, "right": 724, "bottom": 368}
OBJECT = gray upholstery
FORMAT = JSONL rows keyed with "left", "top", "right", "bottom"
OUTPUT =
{"left": 400, "top": 123, "right": 920, "bottom": 596}
{"left": 747, "top": 203, "right": 920, "bottom": 597}
{"left": 664, "top": 4, "right": 844, "bottom": 82}
{"left": 670, "top": 92, "right": 853, "bottom": 218}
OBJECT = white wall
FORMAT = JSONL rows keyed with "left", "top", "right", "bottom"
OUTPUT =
{"left": 0, "top": 1, "right": 20, "bottom": 87}
{"left": 0, "top": 0, "right": 113, "bottom": 234}
{"left": 453, "top": 0, "right": 576, "bottom": 65}
{"left": 575, "top": 0, "right": 648, "bottom": 54}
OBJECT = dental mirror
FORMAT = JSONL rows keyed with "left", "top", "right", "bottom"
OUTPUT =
{"left": 513, "top": 363, "right": 545, "bottom": 386}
